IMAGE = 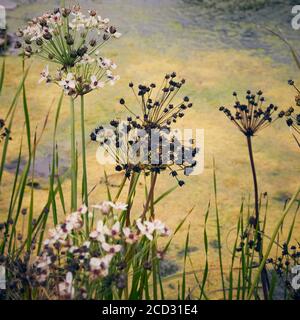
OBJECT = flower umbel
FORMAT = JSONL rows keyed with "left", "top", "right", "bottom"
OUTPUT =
{"left": 16, "top": 6, "right": 121, "bottom": 97}
{"left": 279, "top": 80, "right": 300, "bottom": 148}
{"left": 219, "top": 90, "right": 280, "bottom": 137}
{"left": 90, "top": 73, "right": 199, "bottom": 186}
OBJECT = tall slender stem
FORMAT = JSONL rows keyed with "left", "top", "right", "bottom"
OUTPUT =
{"left": 141, "top": 172, "right": 158, "bottom": 221}
{"left": 80, "top": 95, "right": 89, "bottom": 234}
{"left": 80, "top": 95, "right": 88, "bottom": 206}
{"left": 125, "top": 173, "right": 136, "bottom": 227}
{"left": 246, "top": 136, "right": 259, "bottom": 226}
{"left": 246, "top": 135, "right": 269, "bottom": 299}
{"left": 149, "top": 172, "right": 158, "bottom": 299}
{"left": 70, "top": 97, "right": 77, "bottom": 211}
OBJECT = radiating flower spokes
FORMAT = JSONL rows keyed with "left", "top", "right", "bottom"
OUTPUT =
{"left": 219, "top": 90, "right": 280, "bottom": 137}
{"left": 91, "top": 73, "right": 198, "bottom": 184}
{"left": 16, "top": 5, "right": 121, "bottom": 98}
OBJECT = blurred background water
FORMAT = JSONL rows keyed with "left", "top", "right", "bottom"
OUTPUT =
{"left": 2, "top": 0, "right": 300, "bottom": 62}
{"left": 0, "top": 0, "right": 299, "bottom": 297}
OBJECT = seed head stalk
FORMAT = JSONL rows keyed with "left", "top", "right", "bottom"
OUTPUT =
{"left": 80, "top": 95, "right": 89, "bottom": 233}
{"left": 219, "top": 90, "right": 281, "bottom": 300}
{"left": 70, "top": 96, "right": 77, "bottom": 212}
{"left": 246, "top": 136, "right": 259, "bottom": 225}
{"left": 246, "top": 134, "right": 270, "bottom": 300}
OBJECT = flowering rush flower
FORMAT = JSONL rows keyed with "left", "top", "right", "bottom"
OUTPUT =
{"left": 16, "top": 5, "right": 121, "bottom": 97}
{"left": 123, "top": 227, "right": 139, "bottom": 244}
{"left": 278, "top": 80, "right": 300, "bottom": 148}
{"left": 90, "top": 73, "right": 199, "bottom": 185}
{"left": 31, "top": 201, "right": 171, "bottom": 289}
{"left": 92, "top": 201, "right": 128, "bottom": 215}
{"left": 219, "top": 90, "right": 280, "bottom": 137}
{"left": 136, "top": 218, "right": 171, "bottom": 240}
{"left": 89, "top": 255, "right": 112, "bottom": 278}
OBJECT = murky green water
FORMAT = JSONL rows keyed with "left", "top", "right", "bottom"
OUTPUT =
{"left": 1, "top": 0, "right": 300, "bottom": 296}
{"left": 4, "top": 0, "right": 300, "bottom": 62}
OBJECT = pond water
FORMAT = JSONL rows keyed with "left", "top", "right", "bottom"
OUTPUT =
{"left": 3, "top": 0, "right": 300, "bottom": 62}
{"left": 1, "top": 0, "right": 299, "bottom": 297}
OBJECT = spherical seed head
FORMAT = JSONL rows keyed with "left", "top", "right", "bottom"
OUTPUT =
{"left": 36, "top": 38, "right": 43, "bottom": 46}
{"left": 109, "top": 26, "right": 117, "bottom": 34}
{"left": 129, "top": 82, "right": 134, "bottom": 88}
{"left": 120, "top": 98, "right": 125, "bottom": 105}
{"left": 90, "top": 132, "right": 97, "bottom": 141}
{"left": 89, "top": 39, "right": 97, "bottom": 47}
{"left": 68, "top": 51, "right": 77, "bottom": 60}
{"left": 15, "top": 41, "right": 22, "bottom": 49}
{"left": 286, "top": 118, "right": 293, "bottom": 127}
{"left": 66, "top": 37, "right": 74, "bottom": 46}
{"left": 103, "top": 33, "right": 110, "bottom": 41}
{"left": 288, "top": 80, "right": 294, "bottom": 86}
{"left": 178, "top": 180, "right": 185, "bottom": 187}
{"left": 43, "top": 32, "right": 52, "bottom": 40}
{"left": 115, "top": 165, "right": 122, "bottom": 171}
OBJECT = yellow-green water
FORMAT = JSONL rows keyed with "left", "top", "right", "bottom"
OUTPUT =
{"left": 0, "top": 0, "right": 300, "bottom": 298}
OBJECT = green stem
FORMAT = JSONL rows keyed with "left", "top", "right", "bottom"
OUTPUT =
{"left": 70, "top": 97, "right": 77, "bottom": 211}
{"left": 246, "top": 136, "right": 259, "bottom": 225}
{"left": 246, "top": 135, "right": 269, "bottom": 300}
{"left": 150, "top": 172, "right": 158, "bottom": 299}
{"left": 247, "top": 185, "right": 300, "bottom": 299}
{"left": 141, "top": 173, "right": 158, "bottom": 221}
{"left": 80, "top": 95, "right": 89, "bottom": 234}
{"left": 80, "top": 96, "right": 88, "bottom": 205}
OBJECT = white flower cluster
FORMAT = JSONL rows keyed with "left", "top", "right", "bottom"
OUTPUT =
{"left": 39, "top": 54, "right": 119, "bottom": 97}
{"left": 33, "top": 202, "right": 171, "bottom": 285}
{"left": 19, "top": 6, "right": 120, "bottom": 46}
{"left": 16, "top": 5, "right": 121, "bottom": 98}
{"left": 39, "top": 58, "right": 120, "bottom": 97}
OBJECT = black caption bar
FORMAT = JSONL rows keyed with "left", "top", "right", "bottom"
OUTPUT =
{"left": 0, "top": 300, "right": 295, "bottom": 319}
